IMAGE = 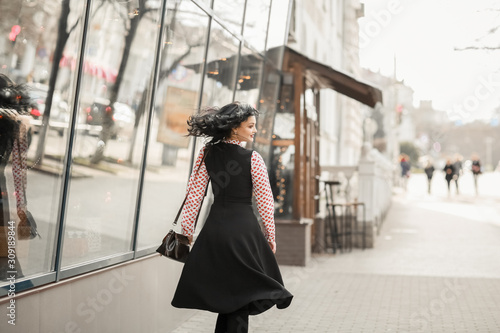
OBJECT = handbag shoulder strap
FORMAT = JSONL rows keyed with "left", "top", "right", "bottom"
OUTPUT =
{"left": 173, "top": 146, "right": 210, "bottom": 227}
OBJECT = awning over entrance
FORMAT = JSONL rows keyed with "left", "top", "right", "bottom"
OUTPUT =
{"left": 284, "top": 46, "right": 383, "bottom": 108}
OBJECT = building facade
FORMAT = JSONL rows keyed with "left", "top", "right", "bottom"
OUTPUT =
{"left": 287, "top": 0, "right": 369, "bottom": 167}
{"left": 0, "top": 0, "right": 385, "bottom": 331}
{"left": 267, "top": 0, "right": 384, "bottom": 263}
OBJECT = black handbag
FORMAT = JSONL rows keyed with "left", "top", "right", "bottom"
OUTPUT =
{"left": 156, "top": 229, "right": 190, "bottom": 263}
{"left": 156, "top": 149, "right": 209, "bottom": 263}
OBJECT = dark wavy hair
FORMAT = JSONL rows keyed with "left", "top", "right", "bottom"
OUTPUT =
{"left": 0, "top": 74, "right": 32, "bottom": 164}
{"left": 187, "top": 102, "right": 259, "bottom": 144}
{"left": 0, "top": 74, "right": 31, "bottom": 114}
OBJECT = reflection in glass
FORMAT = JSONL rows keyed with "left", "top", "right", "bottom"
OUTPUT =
{"left": 265, "top": 0, "right": 291, "bottom": 69}
{"left": 243, "top": 0, "right": 271, "bottom": 52}
{"left": 198, "top": 0, "right": 213, "bottom": 8}
{"left": 252, "top": 63, "right": 281, "bottom": 164}
{"left": 270, "top": 85, "right": 295, "bottom": 219}
{"left": 202, "top": 21, "right": 240, "bottom": 107}
{"left": 0, "top": 0, "right": 85, "bottom": 288}
{"left": 212, "top": 0, "right": 245, "bottom": 35}
{"left": 137, "top": 1, "right": 210, "bottom": 250}
{"left": 61, "top": 0, "right": 162, "bottom": 267}
{"left": 234, "top": 46, "right": 263, "bottom": 107}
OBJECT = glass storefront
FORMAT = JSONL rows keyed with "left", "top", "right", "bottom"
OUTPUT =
{"left": 0, "top": 0, "right": 290, "bottom": 296}
{"left": 243, "top": 0, "right": 271, "bottom": 53}
{"left": 203, "top": 20, "right": 240, "bottom": 106}
{"left": 0, "top": 0, "right": 87, "bottom": 283}
{"left": 234, "top": 45, "right": 264, "bottom": 107}
{"left": 61, "top": 0, "right": 164, "bottom": 270}
{"left": 136, "top": 0, "right": 210, "bottom": 251}
{"left": 212, "top": 0, "right": 245, "bottom": 35}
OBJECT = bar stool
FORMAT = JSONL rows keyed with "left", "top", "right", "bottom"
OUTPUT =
{"left": 339, "top": 201, "right": 367, "bottom": 252}
{"left": 323, "top": 180, "right": 341, "bottom": 253}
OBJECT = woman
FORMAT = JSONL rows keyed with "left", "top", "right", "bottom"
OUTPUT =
{"left": 172, "top": 102, "right": 293, "bottom": 332}
{"left": 399, "top": 154, "right": 411, "bottom": 190}
{"left": 443, "top": 159, "right": 455, "bottom": 195}
{"left": 452, "top": 154, "right": 463, "bottom": 195}
{"left": 471, "top": 154, "right": 481, "bottom": 195}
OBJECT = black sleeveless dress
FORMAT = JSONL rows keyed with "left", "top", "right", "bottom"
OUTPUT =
{"left": 171, "top": 142, "right": 293, "bottom": 315}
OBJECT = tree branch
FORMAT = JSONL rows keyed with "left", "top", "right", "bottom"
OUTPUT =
{"left": 455, "top": 45, "right": 500, "bottom": 51}
{"left": 159, "top": 42, "right": 203, "bottom": 82}
{"left": 474, "top": 25, "right": 500, "bottom": 42}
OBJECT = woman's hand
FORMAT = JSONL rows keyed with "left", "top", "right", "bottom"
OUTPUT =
{"left": 187, "top": 235, "right": 193, "bottom": 245}
{"left": 268, "top": 241, "right": 276, "bottom": 254}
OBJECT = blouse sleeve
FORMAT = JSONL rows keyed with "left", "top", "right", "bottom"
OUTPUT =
{"left": 251, "top": 151, "right": 276, "bottom": 243}
{"left": 180, "top": 145, "right": 210, "bottom": 238}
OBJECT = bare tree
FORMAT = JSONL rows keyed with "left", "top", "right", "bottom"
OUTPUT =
{"left": 90, "top": 0, "right": 156, "bottom": 164}
{"left": 455, "top": 7, "right": 500, "bottom": 51}
{"left": 34, "top": 0, "right": 78, "bottom": 164}
{"left": 33, "top": 0, "right": 106, "bottom": 164}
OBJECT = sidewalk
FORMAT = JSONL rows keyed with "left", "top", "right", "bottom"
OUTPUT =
{"left": 170, "top": 173, "right": 500, "bottom": 333}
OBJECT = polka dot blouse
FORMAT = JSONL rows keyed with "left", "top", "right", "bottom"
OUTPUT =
{"left": 181, "top": 139, "right": 276, "bottom": 243}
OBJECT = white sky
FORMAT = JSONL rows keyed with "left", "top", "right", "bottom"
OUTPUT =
{"left": 359, "top": 0, "right": 500, "bottom": 121}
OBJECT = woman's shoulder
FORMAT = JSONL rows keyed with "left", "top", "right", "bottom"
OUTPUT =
{"left": 221, "top": 141, "right": 253, "bottom": 152}
{"left": 234, "top": 144, "right": 255, "bottom": 159}
{"left": 207, "top": 141, "right": 254, "bottom": 157}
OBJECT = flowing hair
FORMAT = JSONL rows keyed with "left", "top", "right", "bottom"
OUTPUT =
{"left": 187, "top": 101, "right": 259, "bottom": 145}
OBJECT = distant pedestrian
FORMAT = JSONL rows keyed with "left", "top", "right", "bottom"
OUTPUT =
{"left": 400, "top": 154, "right": 411, "bottom": 190}
{"left": 452, "top": 154, "right": 463, "bottom": 194}
{"left": 171, "top": 102, "right": 293, "bottom": 332}
{"left": 443, "top": 159, "right": 455, "bottom": 195}
{"left": 424, "top": 161, "right": 435, "bottom": 194}
{"left": 471, "top": 154, "right": 482, "bottom": 196}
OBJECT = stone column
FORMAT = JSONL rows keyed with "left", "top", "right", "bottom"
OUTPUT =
{"left": 357, "top": 142, "right": 378, "bottom": 248}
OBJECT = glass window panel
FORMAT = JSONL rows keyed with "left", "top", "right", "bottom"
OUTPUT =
{"left": 61, "top": 0, "right": 162, "bottom": 268}
{"left": 202, "top": 21, "right": 240, "bottom": 107}
{"left": 212, "top": 0, "right": 245, "bottom": 35}
{"left": 243, "top": 0, "right": 271, "bottom": 53}
{"left": 136, "top": 0, "right": 210, "bottom": 250}
{"left": 0, "top": 0, "right": 85, "bottom": 288}
{"left": 251, "top": 62, "right": 280, "bottom": 163}
{"left": 270, "top": 84, "right": 294, "bottom": 219}
{"left": 265, "top": 0, "right": 291, "bottom": 69}
{"left": 234, "top": 46, "right": 263, "bottom": 107}
{"left": 196, "top": 0, "right": 213, "bottom": 8}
